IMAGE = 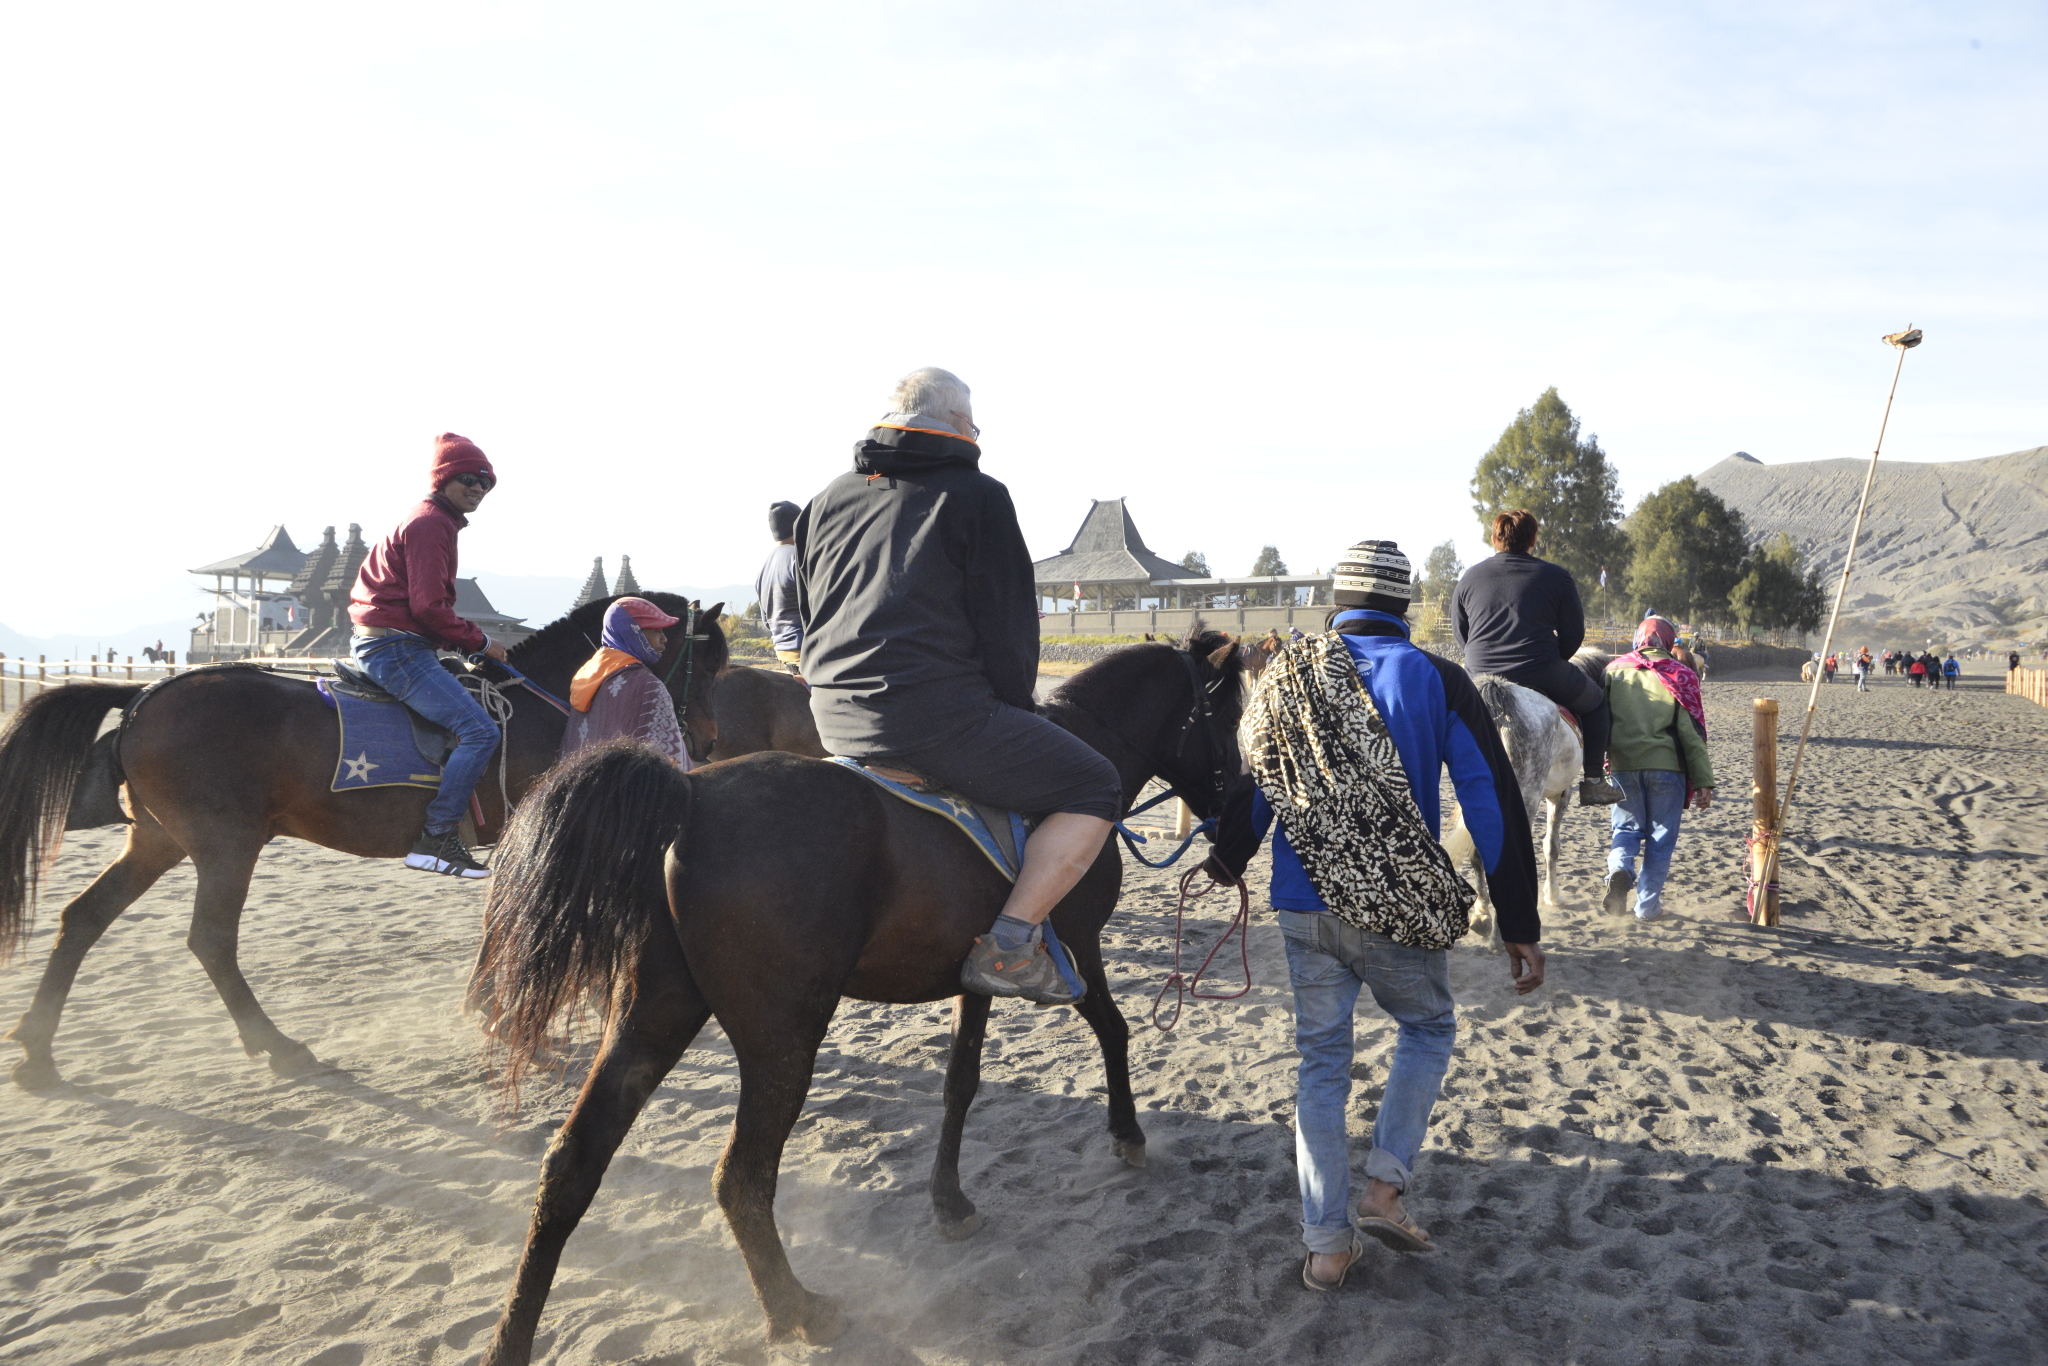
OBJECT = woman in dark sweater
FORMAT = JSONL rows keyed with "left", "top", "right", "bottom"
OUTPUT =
{"left": 1449, "top": 510, "right": 1624, "bottom": 806}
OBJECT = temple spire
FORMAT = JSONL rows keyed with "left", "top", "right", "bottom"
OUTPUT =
{"left": 613, "top": 554, "right": 642, "bottom": 596}
{"left": 573, "top": 557, "right": 609, "bottom": 607}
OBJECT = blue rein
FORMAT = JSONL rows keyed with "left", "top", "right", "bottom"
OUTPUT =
{"left": 1114, "top": 787, "right": 1214, "bottom": 869}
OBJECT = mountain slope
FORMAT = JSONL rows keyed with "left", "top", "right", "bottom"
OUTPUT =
{"left": 1696, "top": 446, "right": 2048, "bottom": 645}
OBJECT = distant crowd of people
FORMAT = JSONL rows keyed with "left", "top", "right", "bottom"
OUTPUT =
{"left": 1815, "top": 647, "right": 1963, "bottom": 691}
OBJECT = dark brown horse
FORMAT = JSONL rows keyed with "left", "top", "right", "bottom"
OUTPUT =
{"left": 707, "top": 663, "right": 826, "bottom": 760}
{"left": 468, "top": 629, "right": 1245, "bottom": 1359}
{"left": 0, "top": 594, "right": 726, "bottom": 1089}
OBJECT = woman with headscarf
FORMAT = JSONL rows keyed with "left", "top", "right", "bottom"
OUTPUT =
{"left": 560, "top": 597, "right": 691, "bottom": 768}
{"left": 1599, "top": 615, "right": 1714, "bottom": 921}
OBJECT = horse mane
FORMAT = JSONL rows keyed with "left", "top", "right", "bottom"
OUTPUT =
{"left": 1046, "top": 619, "right": 1238, "bottom": 713}
{"left": 508, "top": 592, "right": 729, "bottom": 684}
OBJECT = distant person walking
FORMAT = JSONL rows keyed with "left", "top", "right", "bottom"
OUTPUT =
{"left": 1822, "top": 653, "right": 1837, "bottom": 683}
{"left": 1853, "top": 654, "right": 1870, "bottom": 691}
{"left": 2010, "top": 650, "right": 2023, "bottom": 674}
{"left": 1908, "top": 656, "right": 1926, "bottom": 688}
{"left": 1601, "top": 615, "right": 1714, "bottom": 921}
{"left": 756, "top": 501, "right": 805, "bottom": 676}
{"left": 1943, "top": 654, "right": 1960, "bottom": 691}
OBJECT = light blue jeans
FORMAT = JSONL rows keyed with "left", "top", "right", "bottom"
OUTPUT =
{"left": 1278, "top": 909, "right": 1456, "bottom": 1254}
{"left": 1607, "top": 769, "right": 1686, "bottom": 920}
{"left": 349, "top": 632, "right": 500, "bottom": 834}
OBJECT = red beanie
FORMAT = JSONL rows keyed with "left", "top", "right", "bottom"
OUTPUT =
{"left": 429, "top": 432, "right": 495, "bottom": 493}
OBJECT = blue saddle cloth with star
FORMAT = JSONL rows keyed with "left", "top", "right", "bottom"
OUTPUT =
{"left": 828, "top": 757, "right": 1030, "bottom": 880}
{"left": 316, "top": 679, "right": 452, "bottom": 792}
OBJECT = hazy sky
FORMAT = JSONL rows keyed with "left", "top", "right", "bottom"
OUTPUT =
{"left": 2, "top": 1, "right": 2042, "bottom": 637}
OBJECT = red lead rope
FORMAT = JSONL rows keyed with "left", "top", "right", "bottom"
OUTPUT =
{"left": 1151, "top": 865, "right": 1254, "bottom": 1031}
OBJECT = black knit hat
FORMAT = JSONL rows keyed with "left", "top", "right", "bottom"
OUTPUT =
{"left": 1333, "top": 539, "right": 1413, "bottom": 612}
{"left": 769, "top": 500, "right": 800, "bottom": 540}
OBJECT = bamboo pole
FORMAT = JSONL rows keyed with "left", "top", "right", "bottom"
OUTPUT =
{"left": 1750, "top": 698, "right": 1780, "bottom": 926}
{"left": 1760, "top": 328, "right": 1921, "bottom": 920}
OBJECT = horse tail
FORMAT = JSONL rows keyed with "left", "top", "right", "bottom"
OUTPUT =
{"left": 0, "top": 682, "right": 144, "bottom": 961}
{"left": 469, "top": 739, "right": 692, "bottom": 1104}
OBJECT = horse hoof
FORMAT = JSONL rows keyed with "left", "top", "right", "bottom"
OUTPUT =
{"left": 770, "top": 1294, "right": 847, "bottom": 1346}
{"left": 267, "top": 1042, "right": 323, "bottom": 1077}
{"left": 936, "top": 1209, "right": 983, "bottom": 1241}
{"left": 1112, "top": 1139, "right": 1147, "bottom": 1169}
{"left": 12, "top": 1056, "right": 61, "bottom": 1090}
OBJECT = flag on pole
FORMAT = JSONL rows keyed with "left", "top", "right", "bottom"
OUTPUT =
{"left": 1599, "top": 567, "right": 1608, "bottom": 589}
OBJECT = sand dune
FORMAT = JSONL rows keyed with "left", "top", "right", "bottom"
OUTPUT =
{"left": 3, "top": 669, "right": 2045, "bottom": 1364}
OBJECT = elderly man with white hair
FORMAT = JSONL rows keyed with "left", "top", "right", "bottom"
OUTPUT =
{"left": 795, "top": 367, "right": 1120, "bottom": 1004}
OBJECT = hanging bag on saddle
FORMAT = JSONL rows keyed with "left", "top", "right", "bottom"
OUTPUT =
{"left": 1241, "top": 633, "right": 1474, "bottom": 949}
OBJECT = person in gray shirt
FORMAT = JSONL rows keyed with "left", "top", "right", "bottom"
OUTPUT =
{"left": 756, "top": 501, "right": 804, "bottom": 675}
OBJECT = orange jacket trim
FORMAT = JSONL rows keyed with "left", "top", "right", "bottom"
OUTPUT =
{"left": 570, "top": 648, "right": 645, "bottom": 713}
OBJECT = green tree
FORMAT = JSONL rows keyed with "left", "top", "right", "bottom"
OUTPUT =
{"left": 1420, "top": 540, "right": 1464, "bottom": 606}
{"left": 1249, "top": 545, "right": 1289, "bottom": 576}
{"left": 1470, "top": 387, "right": 1629, "bottom": 593}
{"left": 1623, "top": 477, "right": 1750, "bottom": 625}
{"left": 1728, "top": 532, "right": 1827, "bottom": 639}
{"left": 1178, "top": 550, "right": 1211, "bottom": 576}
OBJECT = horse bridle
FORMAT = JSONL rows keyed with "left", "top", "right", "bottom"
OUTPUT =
{"left": 660, "top": 601, "right": 711, "bottom": 726}
{"left": 1165, "top": 649, "right": 1235, "bottom": 820}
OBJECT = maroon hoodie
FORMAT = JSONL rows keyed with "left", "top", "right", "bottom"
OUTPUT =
{"left": 347, "top": 434, "right": 495, "bottom": 653}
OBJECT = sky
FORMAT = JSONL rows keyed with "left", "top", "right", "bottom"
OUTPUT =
{"left": 2, "top": 1, "right": 2043, "bottom": 642}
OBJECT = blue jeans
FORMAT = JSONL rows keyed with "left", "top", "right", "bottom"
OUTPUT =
{"left": 1607, "top": 769, "right": 1686, "bottom": 919}
{"left": 349, "top": 632, "right": 500, "bottom": 834}
{"left": 1278, "top": 910, "right": 1456, "bottom": 1254}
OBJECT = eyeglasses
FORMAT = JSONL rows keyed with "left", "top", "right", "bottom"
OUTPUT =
{"left": 452, "top": 473, "right": 495, "bottom": 492}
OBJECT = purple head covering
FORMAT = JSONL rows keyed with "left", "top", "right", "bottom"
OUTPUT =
{"left": 602, "top": 601, "right": 661, "bottom": 666}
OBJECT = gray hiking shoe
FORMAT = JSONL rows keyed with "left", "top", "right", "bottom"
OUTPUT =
{"left": 961, "top": 931, "right": 1079, "bottom": 1006}
{"left": 405, "top": 827, "right": 490, "bottom": 879}
{"left": 1603, "top": 867, "right": 1636, "bottom": 917}
{"left": 1579, "top": 777, "right": 1627, "bottom": 807}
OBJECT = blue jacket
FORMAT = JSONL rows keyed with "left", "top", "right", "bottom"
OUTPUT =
{"left": 1213, "top": 610, "right": 1542, "bottom": 943}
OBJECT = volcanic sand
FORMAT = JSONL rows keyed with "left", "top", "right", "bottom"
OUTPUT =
{"left": 2, "top": 668, "right": 2046, "bottom": 1364}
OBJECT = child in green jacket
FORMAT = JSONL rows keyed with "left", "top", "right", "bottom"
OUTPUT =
{"left": 1601, "top": 616, "right": 1715, "bottom": 919}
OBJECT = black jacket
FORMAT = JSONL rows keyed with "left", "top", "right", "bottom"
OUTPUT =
{"left": 1451, "top": 551, "right": 1587, "bottom": 677}
{"left": 795, "top": 427, "right": 1039, "bottom": 754}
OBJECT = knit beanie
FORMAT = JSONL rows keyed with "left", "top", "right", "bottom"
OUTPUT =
{"left": 429, "top": 432, "right": 495, "bottom": 493}
{"left": 768, "top": 500, "right": 801, "bottom": 541}
{"left": 1332, "top": 540, "right": 1413, "bottom": 612}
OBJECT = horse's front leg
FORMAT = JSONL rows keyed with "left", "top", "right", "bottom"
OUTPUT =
{"left": 929, "top": 990, "right": 992, "bottom": 1236}
{"left": 1065, "top": 929, "right": 1145, "bottom": 1166}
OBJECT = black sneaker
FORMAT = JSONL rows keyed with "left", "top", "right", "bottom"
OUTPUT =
{"left": 1603, "top": 867, "right": 1636, "bottom": 917}
{"left": 405, "top": 827, "right": 490, "bottom": 879}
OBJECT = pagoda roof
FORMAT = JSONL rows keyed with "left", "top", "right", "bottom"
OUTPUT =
{"left": 1032, "top": 499, "right": 1191, "bottom": 586}
{"left": 455, "top": 578, "right": 525, "bottom": 629}
{"left": 190, "top": 525, "right": 306, "bottom": 579}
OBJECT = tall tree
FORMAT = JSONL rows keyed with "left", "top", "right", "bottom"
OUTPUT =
{"left": 1249, "top": 545, "right": 1289, "bottom": 576}
{"left": 1624, "top": 477, "right": 1750, "bottom": 624}
{"left": 1420, "top": 540, "right": 1464, "bottom": 606}
{"left": 1178, "top": 550, "right": 1211, "bottom": 576}
{"left": 1728, "top": 532, "right": 1827, "bottom": 639}
{"left": 1470, "top": 387, "right": 1628, "bottom": 592}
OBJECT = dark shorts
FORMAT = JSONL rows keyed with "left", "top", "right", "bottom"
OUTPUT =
{"left": 882, "top": 704, "right": 1122, "bottom": 821}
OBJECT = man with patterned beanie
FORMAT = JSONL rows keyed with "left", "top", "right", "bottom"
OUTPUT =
{"left": 1206, "top": 539, "right": 1544, "bottom": 1290}
{"left": 348, "top": 433, "right": 508, "bottom": 878}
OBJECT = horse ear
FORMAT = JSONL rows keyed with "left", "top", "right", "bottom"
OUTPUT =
{"left": 1207, "top": 636, "right": 1238, "bottom": 671}
{"left": 702, "top": 601, "right": 725, "bottom": 625}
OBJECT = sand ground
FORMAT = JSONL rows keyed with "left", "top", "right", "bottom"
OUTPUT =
{"left": 2, "top": 669, "right": 2045, "bottom": 1364}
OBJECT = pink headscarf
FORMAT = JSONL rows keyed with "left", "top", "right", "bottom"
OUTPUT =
{"left": 1617, "top": 615, "right": 1706, "bottom": 740}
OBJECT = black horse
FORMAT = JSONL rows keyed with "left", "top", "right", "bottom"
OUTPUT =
{"left": 468, "top": 628, "right": 1245, "bottom": 1359}
{"left": 0, "top": 594, "right": 725, "bottom": 1088}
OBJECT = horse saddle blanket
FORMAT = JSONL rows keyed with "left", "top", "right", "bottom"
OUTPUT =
{"left": 315, "top": 665, "right": 455, "bottom": 792}
{"left": 828, "top": 757, "right": 1030, "bottom": 881}
{"left": 1555, "top": 706, "right": 1582, "bottom": 743}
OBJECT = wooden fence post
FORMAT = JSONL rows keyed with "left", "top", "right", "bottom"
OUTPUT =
{"left": 1750, "top": 698, "right": 1781, "bottom": 926}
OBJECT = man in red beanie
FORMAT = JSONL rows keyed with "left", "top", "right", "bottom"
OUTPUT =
{"left": 348, "top": 433, "right": 509, "bottom": 878}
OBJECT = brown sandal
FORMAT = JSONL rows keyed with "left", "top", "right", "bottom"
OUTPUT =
{"left": 1300, "top": 1233, "right": 1366, "bottom": 1291}
{"left": 1356, "top": 1212, "right": 1436, "bottom": 1254}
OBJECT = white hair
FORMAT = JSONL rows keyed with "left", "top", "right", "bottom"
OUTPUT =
{"left": 889, "top": 367, "right": 972, "bottom": 423}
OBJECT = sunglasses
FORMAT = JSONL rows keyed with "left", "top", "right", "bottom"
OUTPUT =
{"left": 452, "top": 473, "right": 495, "bottom": 492}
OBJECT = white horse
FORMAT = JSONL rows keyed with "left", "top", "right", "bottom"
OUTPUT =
{"left": 1441, "top": 649, "right": 1610, "bottom": 950}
